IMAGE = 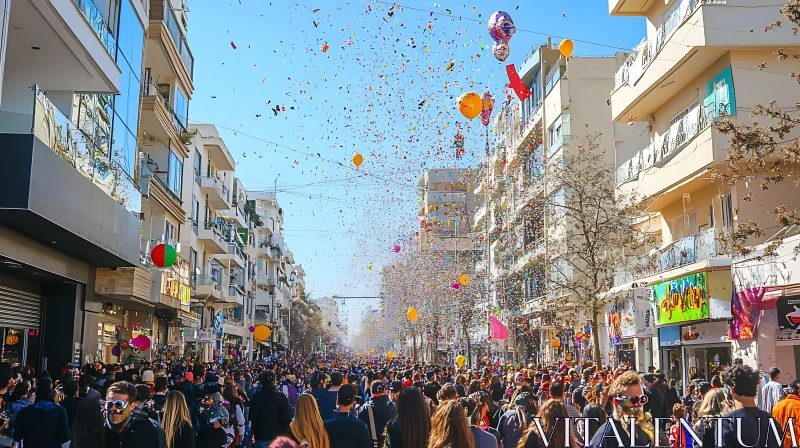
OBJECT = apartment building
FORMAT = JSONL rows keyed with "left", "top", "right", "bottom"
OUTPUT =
{"left": 0, "top": 0, "right": 150, "bottom": 371}
{"left": 418, "top": 168, "right": 481, "bottom": 252}
{"left": 474, "top": 43, "right": 624, "bottom": 365}
{"left": 604, "top": 0, "right": 800, "bottom": 387}
{"left": 249, "top": 190, "right": 296, "bottom": 357}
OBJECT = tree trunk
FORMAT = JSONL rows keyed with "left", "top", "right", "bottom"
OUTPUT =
{"left": 592, "top": 308, "right": 603, "bottom": 367}
{"left": 467, "top": 333, "right": 472, "bottom": 369}
{"left": 412, "top": 331, "right": 417, "bottom": 363}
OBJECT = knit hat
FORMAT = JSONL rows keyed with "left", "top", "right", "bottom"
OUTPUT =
{"left": 141, "top": 370, "right": 154, "bottom": 382}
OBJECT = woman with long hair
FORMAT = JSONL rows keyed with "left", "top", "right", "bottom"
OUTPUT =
{"left": 576, "top": 404, "right": 606, "bottom": 448}
{"left": 384, "top": 386, "right": 432, "bottom": 448}
{"left": 428, "top": 399, "right": 474, "bottom": 448}
{"left": 290, "top": 394, "right": 330, "bottom": 448}
{"left": 519, "top": 399, "right": 577, "bottom": 448}
{"left": 458, "top": 397, "right": 498, "bottom": 448}
{"left": 69, "top": 398, "right": 104, "bottom": 448}
{"left": 161, "top": 390, "right": 195, "bottom": 448}
{"left": 223, "top": 384, "right": 245, "bottom": 447}
{"left": 693, "top": 389, "right": 730, "bottom": 448}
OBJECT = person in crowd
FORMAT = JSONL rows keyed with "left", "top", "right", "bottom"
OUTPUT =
{"left": 223, "top": 384, "right": 245, "bottom": 447}
{"left": 550, "top": 380, "right": 581, "bottom": 434}
{"left": 153, "top": 376, "right": 169, "bottom": 415}
{"left": 134, "top": 383, "right": 159, "bottom": 422}
{"left": 60, "top": 379, "right": 82, "bottom": 430}
{"left": 69, "top": 397, "right": 105, "bottom": 448}
{"left": 323, "top": 384, "right": 371, "bottom": 448}
{"left": 428, "top": 399, "right": 474, "bottom": 448}
{"left": 587, "top": 371, "right": 653, "bottom": 448}
{"left": 455, "top": 375, "right": 467, "bottom": 398}
{"left": 711, "top": 375, "right": 724, "bottom": 389}
{"left": 161, "top": 390, "right": 195, "bottom": 448}
{"left": 250, "top": 370, "right": 291, "bottom": 448}
{"left": 772, "top": 378, "right": 800, "bottom": 448}
{"left": 457, "top": 397, "right": 496, "bottom": 448}
{"left": 438, "top": 384, "right": 459, "bottom": 403}
{"left": 101, "top": 381, "right": 161, "bottom": 447}
{"left": 384, "top": 387, "right": 431, "bottom": 448}
{"left": 192, "top": 373, "right": 230, "bottom": 448}
{"left": 290, "top": 394, "right": 330, "bottom": 448}
{"left": 1, "top": 380, "right": 29, "bottom": 442}
{"left": 12, "top": 377, "right": 70, "bottom": 448}
{"left": 642, "top": 373, "right": 665, "bottom": 421}
{"left": 664, "top": 379, "right": 681, "bottom": 418}
{"left": 489, "top": 376, "right": 504, "bottom": 404}
{"left": 576, "top": 404, "right": 606, "bottom": 448}
{"left": 357, "top": 381, "right": 395, "bottom": 448}
{"left": 496, "top": 391, "right": 535, "bottom": 448}
{"left": 762, "top": 367, "right": 786, "bottom": 414}
{"left": 425, "top": 372, "right": 443, "bottom": 407}
{"left": 519, "top": 399, "right": 577, "bottom": 448}
{"left": 310, "top": 372, "right": 339, "bottom": 421}
{"left": 693, "top": 389, "right": 730, "bottom": 448}
{"left": 721, "top": 364, "right": 782, "bottom": 448}
{"left": 572, "top": 388, "right": 587, "bottom": 414}
{"left": 668, "top": 404, "right": 688, "bottom": 448}
{"left": 388, "top": 381, "right": 403, "bottom": 405}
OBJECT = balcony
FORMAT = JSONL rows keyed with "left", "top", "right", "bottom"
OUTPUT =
{"left": 194, "top": 124, "right": 236, "bottom": 171}
{"left": 227, "top": 285, "right": 246, "bottom": 306}
{"left": 195, "top": 274, "right": 222, "bottom": 301}
{"left": 198, "top": 175, "right": 230, "bottom": 210}
{"left": 0, "top": 87, "right": 142, "bottom": 267}
{"left": 148, "top": 0, "right": 194, "bottom": 90}
{"left": 225, "top": 201, "right": 248, "bottom": 228}
{"left": 609, "top": 0, "right": 794, "bottom": 121}
{"left": 473, "top": 205, "right": 488, "bottom": 229}
{"left": 197, "top": 222, "right": 227, "bottom": 254}
{"left": 139, "top": 162, "right": 184, "bottom": 220}
{"left": 95, "top": 266, "right": 155, "bottom": 306}
{"left": 214, "top": 243, "right": 246, "bottom": 269}
{"left": 140, "top": 83, "right": 190, "bottom": 156}
{"left": 609, "top": 0, "right": 652, "bottom": 15}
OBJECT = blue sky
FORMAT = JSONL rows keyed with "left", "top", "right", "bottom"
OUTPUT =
{"left": 186, "top": 0, "right": 646, "bottom": 335}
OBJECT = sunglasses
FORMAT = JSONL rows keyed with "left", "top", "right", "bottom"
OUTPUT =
{"left": 613, "top": 394, "right": 649, "bottom": 406}
{"left": 102, "top": 400, "right": 129, "bottom": 411}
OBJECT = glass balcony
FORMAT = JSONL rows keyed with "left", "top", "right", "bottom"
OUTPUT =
{"left": 73, "top": 0, "right": 117, "bottom": 59}
{"left": 151, "top": 0, "right": 194, "bottom": 78}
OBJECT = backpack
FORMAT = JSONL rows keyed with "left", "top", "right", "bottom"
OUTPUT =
{"left": 192, "top": 395, "right": 230, "bottom": 434}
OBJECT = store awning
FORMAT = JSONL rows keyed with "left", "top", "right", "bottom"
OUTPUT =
{"left": 180, "top": 312, "right": 201, "bottom": 328}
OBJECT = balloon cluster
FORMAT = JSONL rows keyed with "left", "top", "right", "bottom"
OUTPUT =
{"left": 488, "top": 11, "right": 515, "bottom": 62}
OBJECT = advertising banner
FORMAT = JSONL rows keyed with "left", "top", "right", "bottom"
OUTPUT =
{"left": 650, "top": 272, "right": 709, "bottom": 325}
{"left": 777, "top": 294, "right": 800, "bottom": 341}
{"left": 633, "top": 288, "right": 656, "bottom": 337}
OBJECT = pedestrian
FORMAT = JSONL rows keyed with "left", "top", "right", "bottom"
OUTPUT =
{"left": 761, "top": 367, "right": 785, "bottom": 414}
{"left": 323, "top": 384, "right": 372, "bottom": 448}
{"left": 437, "top": 384, "right": 459, "bottom": 403}
{"left": 642, "top": 373, "right": 666, "bottom": 421}
{"left": 428, "top": 399, "right": 474, "bottom": 448}
{"left": 496, "top": 391, "right": 536, "bottom": 448}
{"left": 384, "top": 386, "right": 432, "bottom": 447}
{"left": 576, "top": 404, "right": 606, "bottom": 447}
{"left": 153, "top": 376, "right": 169, "bottom": 416}
{"left": 693, "top": 389, "right": 730, "bottom": 448}
{"left": 458, "top": 397, "right": 497, "bottom": 448}
{"left": 135, "top": 384, "right": 159, "bottom": 421}
{"left": 586, "top": 371, "right": 653, "bottom": 448}
{"left": 223, "top": 384, "right": 245, "bottom": 447}
{"left": 101, "top": 381, "right": 161, "bottom": 447}
{"left": 455, "top": 375, "right": 467, "bottom": 398}
{"left": 0, "top": 380, "right": 29, "bottom": 443}
{"left": 357, "top": 381, "right": 395, "bottom": 448}
{"left": 519, "top": 399, "right": 577, "bottom": 448}
{"left": 161, "top": 390, "right": 195, "bottom": 448}
{"left": 720, "top": 365, "right": 782, "bottom": 448}
{"left": 290, "top": 394, "right": 330, "bottom": 448}
{"left": 69, "top": 397, "right": 105, "bottom": 448}
{"left": 12, "top": 377, "right": 70, "bottom": 448}
{"left": 310, "top": 372, "right": 338, "bottom": 421}
{"left": 250, "top": 370, "right": 291, "bottom": 447}
{"left": 668, "top": 404, "right": 688, "bottom": 448}
{"left": 550, "top": 380, "right": 581, "bottom": 434}
{"left": 191, "top": 374, "right": 229, "bottom": 448}
{"left": 772, "top": 378, "right": 800, "bottom": 448}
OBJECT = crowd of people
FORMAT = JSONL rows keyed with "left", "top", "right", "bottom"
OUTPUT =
{"left": 0, "top": 354, "right": 796, "bottom": 448}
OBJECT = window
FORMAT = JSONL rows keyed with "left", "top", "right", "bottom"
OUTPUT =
{"left": 190, "top": 248, "right": 197, "bottom": 280}
{"left": 709, "top": 205, "right": 715, "bottom": 228}
{"left": 705, "top": 66, "right": 736, "bottom": 116}
{"left": 669, "top": 102, "right": 698, "bottom": 126}
{"left": 167, "top": 149, "right": 183, "bottom": 196}
{"left": 722, "top": 194, "right": 734, "bottom": 228}
{"left": 174, "top": 87, "right": 189, "bottom": 130}
{"left": 194, "top": 151, "right": 202, "bottom": 179}
{"left": 192, "top": 195, "right": 199, "bottom": 233}
{"left": 157, "top": 84, "right": 171, "bottom": 102}
{"left": 165, "top": 221, "right": 177, "bottom": 246}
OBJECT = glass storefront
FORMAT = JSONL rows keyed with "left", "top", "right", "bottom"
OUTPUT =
{"left": 686, "top": 345, "right": 732, "bottom": 382}
{"left": 0, "top": 327, "right": 40, "bottom": 369}
{"left": 663, "top": 347, "right": 683, "bottom": 387}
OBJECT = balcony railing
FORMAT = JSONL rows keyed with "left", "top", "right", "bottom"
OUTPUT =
{"left": 614, "top": 0, "right": 727, "bottom": 91}
{"left": 73, "top": 0, "right": 117, "bottom": 59}
{"left": 142, "top": 81, "right": 187, "bottom": 135}
{"left": 150, "top": 0, "right": 194, "bottom": 78}
{"left": 196, "top": 274, "right": 220, "bottom": 290}
{"left": 616, "top": 103, "right": 717, "bottom": 184}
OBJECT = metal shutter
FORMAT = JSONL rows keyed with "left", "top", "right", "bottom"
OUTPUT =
{"left": 0, "top": 286, "right": 41, "bottom": 329}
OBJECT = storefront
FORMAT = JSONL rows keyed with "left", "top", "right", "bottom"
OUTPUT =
{"left": 605, "top": 288, "right": 656, "bottom": 370}
{"left": 681, "top": 321, "right": 731, "bottom": 382}
{"left": 659, "top": 326, "right": 683, "bottom": 386}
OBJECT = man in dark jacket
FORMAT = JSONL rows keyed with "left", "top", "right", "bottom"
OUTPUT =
{"left": 13, "top": 378, "right": 69, "bottom": 448}
{"left": 100, "top": 381, "right": 161, "bottom": 448}
{"left": 324, "top": 384, "right": 372, "bottom": 448}
{"left": 358, "top": 381, "right": 396, "bottom": 447}
{"left": 250, "top": 370, "right": 291, "bottom": 448}
{"left": 642, "top": 373, "right": 665, "bottom": 419}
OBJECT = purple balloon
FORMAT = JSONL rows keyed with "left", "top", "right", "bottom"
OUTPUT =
{"left": 111, "top": 345, "right": 121, "bottom": 357}
{"left": 488, "top": 11, "right": 515, "bottom": 43}
{"left": 249, "top": 326, "right": 256, "bottom": 332}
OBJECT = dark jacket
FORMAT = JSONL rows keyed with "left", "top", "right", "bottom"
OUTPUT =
{"left": 195, "top": 427, "right": 227, "bottom": 448}
{"left": 587, "top": 418, "right": 652, "bottom": 448}
{"left": 324, "top": 411, "right": 373, "bottom": 448}
{"left": 13, "top": 400, "right": 69, "bottom": 447}
{"left": 644, "top": 384, "right": 665, "bottom": 420}
{"left": 311, "top": 388, "right": 339, "bottom": 421}
{"left": 249, "top": 385, "right": 291, "bottom": 441}
{"left": 384, "top": 419, "right": 402, "bottom": 448}
{"left": 103, "top": 412, "right": 161, "bottom": 448}
{"left": 169, "top": 423, "right": 196, "bottom": 448}
{"left": 62, "top": 396, "right": 82, "bottom": 429}
{"left": 357, "top": 394, "right": 396, "bottom": 447}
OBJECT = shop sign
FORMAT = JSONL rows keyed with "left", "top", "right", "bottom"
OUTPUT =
{"left": 633, "top": 288, "right": 656, "bottom": 337}
{"left": 650, "top": 272, "right": 709, "bottom": 325}
{"left": 179, "top": 284, "right": 191, "bottom": 304}
{"left": 199, "top": 330, "right": 214, "bottom": 343}
{"left": 777, "top": 294, "right": 800, "bottom": 341}
{"left": 659, "top": 326, "right": 682, "bottom": 347}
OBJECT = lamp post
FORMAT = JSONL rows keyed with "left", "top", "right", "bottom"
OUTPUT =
{"left": 276, "top": 303, "right": 283, "bottom": 353}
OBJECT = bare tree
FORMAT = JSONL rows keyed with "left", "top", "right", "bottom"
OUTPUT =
{"left": 530, "top": 135, "right": 641, "bottom": 366}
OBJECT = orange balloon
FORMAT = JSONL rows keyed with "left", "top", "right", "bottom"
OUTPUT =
{"left": 353, "top": 153, "right": 364, "bottom": 167}
{"left": 253, "top": 325, "right": 271, "bottom": 341}
{"left": 559, "top": 39, "right": 574, "bottom": 58}
{"left": 458, "top": 92, "right": 482, "bottom": 120}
